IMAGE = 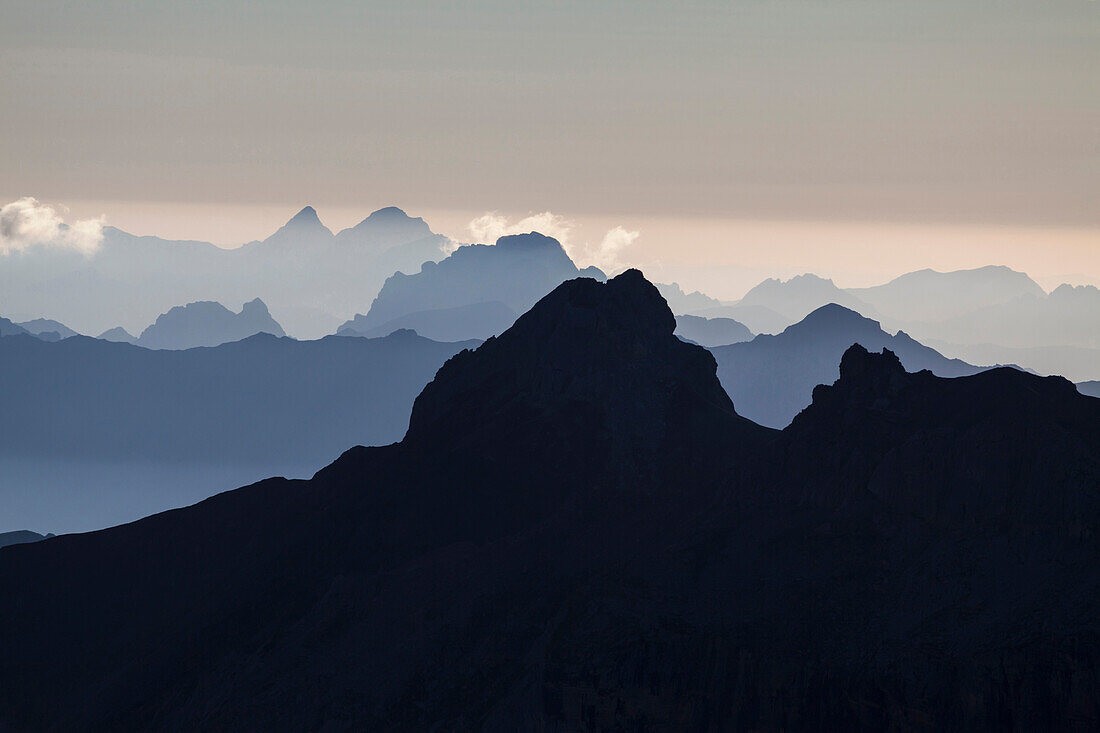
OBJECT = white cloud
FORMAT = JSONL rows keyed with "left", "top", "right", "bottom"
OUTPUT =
{"left": 466, "top": 211, "right": 638, "bottom": 272}
{"left": 589, "top": 225, "right": 639, "bottom": 273}
{"left": 0, "top": 197, "right": 104, "bottom": 256}
{"left": 468, "top": 211, "right": 575, "bottom": 251}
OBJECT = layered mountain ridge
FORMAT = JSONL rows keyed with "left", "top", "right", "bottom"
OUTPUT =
{"left": 0, "top": 270, "right": 1097, "bottom": 729}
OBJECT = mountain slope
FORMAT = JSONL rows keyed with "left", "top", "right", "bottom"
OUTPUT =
{"left": 0, "top": 272, "right": 1096, "bottom": 730}
{"left": 0, "top": 316, "right": 30, "bottom": 337}
{"left": 711, "top": 303, "right": 983, "bottom": 428}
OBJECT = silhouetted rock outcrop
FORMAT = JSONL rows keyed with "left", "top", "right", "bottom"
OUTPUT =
{"left": 136, "top": 298, "right": 286, "bottom": 349}
{"left": 711, "top": 303, "right": 983, "bottom": 427}
{"left": 0, "top": 271, "right": 1096, "bottom": 730}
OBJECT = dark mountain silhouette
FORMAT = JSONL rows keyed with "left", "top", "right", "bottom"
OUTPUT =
{"left": 710, "top": 303, "right": 984, "bottom": 428}
{"left": 1078, "top": 380, "right": 1100, "bottom": 398}
{"left": 339, "top": 232, "right": 606, "bottom": 339}
{"left": 738, "top": 273, "right": 876, "bottom": 323}
{"left": 0, "top": 530, "right": 52, "bottom": 549}
{"left": 339, "top": 300, "right": 518, "bottom": 342}
{"left": 849, "top": 264, "right": 1046, "bottom": 322}
{"left": 0, "top": 330, "right": 478, "bottom": 531}
{"left": 97, "top": 325, "right": 138, "bottom": 344}
{"left": 135, "top": 298, "right": 286, "bottom": 350}
{"left": 674, "top": 313, "right": 752, "bottom": 347}
{"left": 0, "top": 270, "right": 1096, "bottom": 729}
{"left": 0, "top": 316, "right": 30, "bottom": 337}
{"left": 15, "top": 317, "right": 79, "bottom": 340}
{"left": 0, "top": 206, "right": 451, "bottom": 339}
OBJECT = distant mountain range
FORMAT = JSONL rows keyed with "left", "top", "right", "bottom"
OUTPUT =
{"left": 674, "top": 314, "right": 753, "bottom": 347}
{"left": 711, "top": 303, "right": 985, "bottom": 428}
{"left": 130, "top": 297, "right": 285, "bottom": 350}
{"left": 0, "top": 330, "right": 478, "bottom": 531}
{"left": 1, "top": 271, "right": 1095, "bottom": 729}
{"left": 2, "top": 204, "right": 1094, "bottom": 378}
{"left": 0, "top": 205, "right": 451, "bottom": 339}
{"left": 340, "top": 232, "right": 605, "bottom": 339}
{"left": 849, "top": 264, "right": 1046, "bottom": 322}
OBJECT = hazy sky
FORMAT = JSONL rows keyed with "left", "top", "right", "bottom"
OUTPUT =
{"left": 2, "top": 0, "right": 1097, "bottom": 296}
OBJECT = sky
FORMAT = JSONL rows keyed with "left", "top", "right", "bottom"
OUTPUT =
{"left": 2, "top": 0, "right": 1097, "bottom": 297}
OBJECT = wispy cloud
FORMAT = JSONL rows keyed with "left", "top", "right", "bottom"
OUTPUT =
{"left": 0, "top": 197, "right": 104, "bottom": 256}
{"left": 466, "top": 211, "right": 638, "bottom": 272}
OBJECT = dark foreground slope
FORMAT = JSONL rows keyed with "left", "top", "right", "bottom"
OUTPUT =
{"left": 1, "top": 271, "right": 1098, "bottom": 731}
{"left": 0, "top": 330, "right": 478, "bottom": 531}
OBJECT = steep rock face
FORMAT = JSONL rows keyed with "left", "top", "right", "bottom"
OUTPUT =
{"left": 0, "top": 273, "right": 1097, "bottom": 731}
{"left": 403, "top": 270, "right": 758, "bottom": 490}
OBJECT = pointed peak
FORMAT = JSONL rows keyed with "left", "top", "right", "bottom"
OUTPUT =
{"left": 241, "top": 297, "right": 270, "bottom": 315}
{"left": 286, "top": 206, "right": 322, "bottom": 227}
{"left": 802, "top": 303, "right": 870, "bottom": 323}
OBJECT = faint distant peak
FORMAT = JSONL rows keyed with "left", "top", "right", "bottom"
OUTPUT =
{"left": 367, "top": 206, "right": 413, "bottom": 221}
{"left": 783, "top": 303, "right": 880, "bottom": 334}
{"left": 241, "top": 297, "right": 272, "bottom": 314}
{"left": 338, "top": 206, "right": 434, "bottom": 241}
{"left": 286, "top": 206, "right": 323, "bottom": 227}
{"left": 494, "top": 232, "right": 565, "bottom": 252}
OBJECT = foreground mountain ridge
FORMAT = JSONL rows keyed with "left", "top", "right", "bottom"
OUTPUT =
{"left": 0, "top": 270, "right": 1097, "bottom": 730}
